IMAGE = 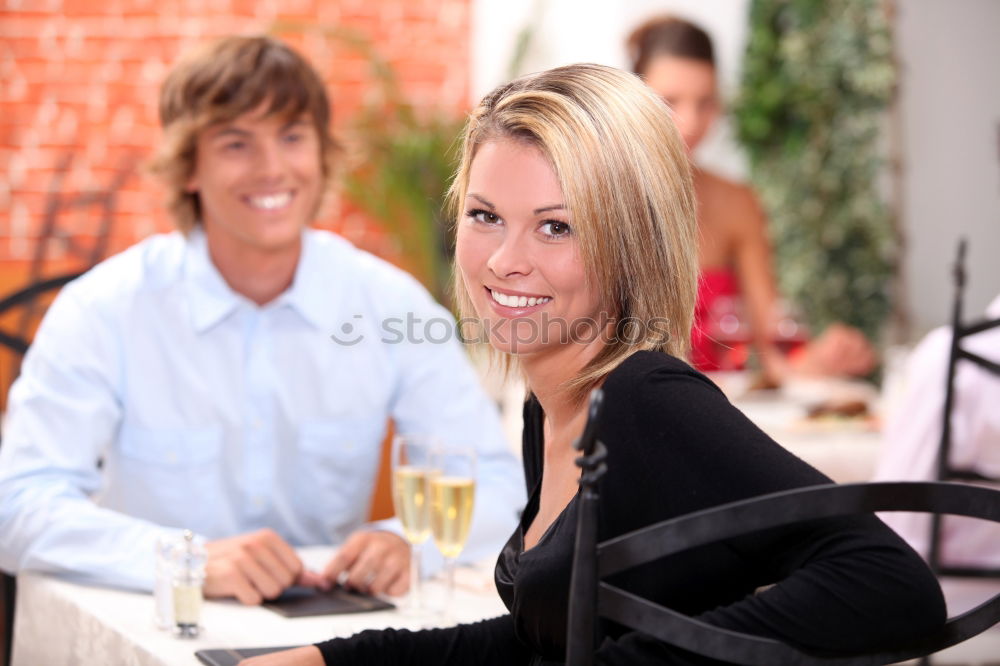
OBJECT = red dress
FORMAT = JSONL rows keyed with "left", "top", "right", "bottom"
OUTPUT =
{"left": 690, "top": 268, "right": 747, "bottom": 372}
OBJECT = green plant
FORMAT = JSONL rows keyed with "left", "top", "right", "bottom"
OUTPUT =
{"left": 731, "top": 0, "right": 896, "bottom": 341}
{"left": 342, "top": 93, "right": 464, "bottom": 305}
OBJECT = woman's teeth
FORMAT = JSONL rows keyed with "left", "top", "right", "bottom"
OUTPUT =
{"left": 489, "top": 289, "right": 552, "bottom": 308}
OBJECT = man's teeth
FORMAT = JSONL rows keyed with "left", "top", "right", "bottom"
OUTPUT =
{"left": 489, "top": 289, "right": 552, "bottom": 308}
{"left": 249, "top": 192, "right": 292, "bottom": 210}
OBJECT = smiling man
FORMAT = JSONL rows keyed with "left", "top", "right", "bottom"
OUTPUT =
{"left": 0, "top": 36, "right": 523, "bottom": 604}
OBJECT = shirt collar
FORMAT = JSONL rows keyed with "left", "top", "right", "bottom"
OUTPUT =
{"left": 183, "top": 228, "right": 336, "bottom": 334}
{"left": 183, "top": 228, "right": 241, "bottom": 334}
{"left": 271, "top": 231, "right": 336, "bottom": 331}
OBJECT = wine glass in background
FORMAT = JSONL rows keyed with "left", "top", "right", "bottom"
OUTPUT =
{"left": 708, "top": 294, "right": 751, "bottom": 371}
{"left": 770, "top": 298, "right": 810, "bottom": 357}
{"left": 391, "top": 434, "right": 439, "bottom": 615}
{"left": 429, "top": 444, "right": 477, "bottom": 624}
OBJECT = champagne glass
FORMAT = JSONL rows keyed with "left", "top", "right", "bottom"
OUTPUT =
{"left": 429, "top": 444, "right": 477, "bottom": 624}
{"left": 391, "top": 434, "right": 438, "bottom": 615}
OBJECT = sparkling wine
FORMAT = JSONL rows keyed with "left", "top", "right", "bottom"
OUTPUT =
{"left": 430, "top": 476, "right": 476, "bottom": 559}
{"left": 393, "top": 465, "right": 433, "bottom": 544}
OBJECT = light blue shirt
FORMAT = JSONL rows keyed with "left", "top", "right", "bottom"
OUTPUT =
{"left": 0, "top": 229, "right": 524, "bottom": 591}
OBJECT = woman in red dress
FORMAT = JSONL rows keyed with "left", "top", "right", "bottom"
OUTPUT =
{"left": 628, "top": 16, "right": 876, "bottom": 384}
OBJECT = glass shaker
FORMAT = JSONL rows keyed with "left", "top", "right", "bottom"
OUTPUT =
{"left": 171, "top": 529, "right": 207, "bottom": 638}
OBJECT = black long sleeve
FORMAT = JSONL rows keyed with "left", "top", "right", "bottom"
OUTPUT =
{"left": 317, "top": 615, "right": 533, "bottom": 665}
{"left": 586, "top": 353, "right": 945, "bottom": 663}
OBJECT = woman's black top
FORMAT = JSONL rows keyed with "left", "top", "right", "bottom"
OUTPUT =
{"left": 317, "top": 351, "right": 945, "bottom": 664}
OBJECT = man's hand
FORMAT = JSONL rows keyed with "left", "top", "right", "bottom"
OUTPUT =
{"left": 204, "top": 528, "right": 325, "bottom": 605}
{"left": 239, "top": 646, "right": 324, "bottom": 666}
{"left": 322, "top": 530, "right": 410, "bottom": 596}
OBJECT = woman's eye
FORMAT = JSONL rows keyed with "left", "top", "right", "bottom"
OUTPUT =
{"left": 540, "top": 220, "right": 571, "bottom": 237}
{"left": 467, "top": 209, "right": 500, "bottom": 225}
{"left": 223, "top": 141, "right": 246, "bottom": 151}
{"left": 283, "top": 132, "right": 303, "bottom": 144}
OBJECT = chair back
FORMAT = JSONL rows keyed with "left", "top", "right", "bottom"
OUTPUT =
{"left": 565, "top": 391, "right": 1000, "bottom": 666}
{"left": 928, "top": 239, "right": 1000, "bottom": 579}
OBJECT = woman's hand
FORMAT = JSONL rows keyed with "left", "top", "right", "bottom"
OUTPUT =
{"left": 793, "top": 323, "right": 877, "bottom": 377}
{"left": 238, "top": 645, "right": 324, "bottom": 666}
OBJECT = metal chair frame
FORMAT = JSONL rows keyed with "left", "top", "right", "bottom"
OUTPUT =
{"left": 928, "top": 239, "right": 1000, "bottom": 579}
{"left": 566, "top": 390, "right": 1000, "bottom": 666}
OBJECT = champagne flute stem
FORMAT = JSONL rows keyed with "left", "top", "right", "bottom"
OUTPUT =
{"left": 444, "top": 556, "right": 456, "bottom": 624}
{"left": 410, "top": 543, "right": 422, "bottom": 611}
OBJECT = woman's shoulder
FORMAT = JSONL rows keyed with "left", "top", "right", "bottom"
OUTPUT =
{"left": 599, "top": 352, "right": 833, "bottom": 494}
{"left": 695, "top": 169, "right": 765, "bottom": 248}
{"left": 608, "top": 348, "right": 706, "bottom": 377}
{"left": 604, "top": 350, "right": 723, "bottom": 404}
{"left": 697, "top": 168, "right": 755, "bottom": 200}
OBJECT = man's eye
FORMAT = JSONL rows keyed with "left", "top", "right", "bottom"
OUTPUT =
{"left": 541, "top": 221, "right": 571, "bottom": 237}
{"left": 468, "top": 209, "right": 500, "bottom": 224}
{"left": 223, "top": 141, "right": 246, "bottom": 151}
{"left": 283, "top": 132, "right": 303, "bottom": 144}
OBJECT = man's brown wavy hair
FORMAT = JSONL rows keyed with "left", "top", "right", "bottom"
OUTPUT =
{"left": 148, "top": 35, "right": 340, "bottom": 232}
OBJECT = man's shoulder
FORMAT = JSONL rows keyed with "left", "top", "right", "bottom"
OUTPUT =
{"left": 305, "top": 229, "right": 435, "bottom": 304}
{"left": 64, "top": 232, "right": 187, "bottom": 305}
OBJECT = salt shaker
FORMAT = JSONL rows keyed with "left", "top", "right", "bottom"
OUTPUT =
{"left": 171, "top": 529, "right": 207, "bottom": 638}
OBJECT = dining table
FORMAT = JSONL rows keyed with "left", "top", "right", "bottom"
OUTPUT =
{"left": 11, "top": 548, "right": 505, "bottom": 666}
{"left": 12, "top": 372, "right": 1000, "bottom": 665}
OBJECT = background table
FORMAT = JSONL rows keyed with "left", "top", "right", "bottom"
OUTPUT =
{"left": 12, "top": 548, "right": 506, "bottom": 666}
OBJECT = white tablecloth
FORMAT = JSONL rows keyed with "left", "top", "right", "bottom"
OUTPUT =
{"left": 13, "top": 548, "right": 506, "bottom": 666}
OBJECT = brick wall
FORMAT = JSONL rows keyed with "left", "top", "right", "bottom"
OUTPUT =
{"left": 0, "top": 0, "right": 471, "bottom": 293}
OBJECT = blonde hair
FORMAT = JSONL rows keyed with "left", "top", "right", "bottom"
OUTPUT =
{"left": 449, "top": 63, "right": 698, "bottom": 404}
{"left": 148, "top": 35, "right": 340, "bottom": 233}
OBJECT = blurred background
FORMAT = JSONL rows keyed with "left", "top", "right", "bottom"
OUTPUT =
{"left": 1, "top": 0, "right": 999, "bottom": 364}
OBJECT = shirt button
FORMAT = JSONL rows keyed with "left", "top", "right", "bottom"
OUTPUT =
{"left": 250, "top": 419, "right": 263, "bottom": 430}
{"left": 253, "top": 496, "right": 265, "bottom": 508}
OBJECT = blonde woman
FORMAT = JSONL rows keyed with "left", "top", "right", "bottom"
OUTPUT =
{"left": 245, "top": 63, "right": 942, "bottom": 665}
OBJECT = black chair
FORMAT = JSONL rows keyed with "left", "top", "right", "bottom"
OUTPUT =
{"left": 0, "top": 576, "right": 12, "bottom": 666}
{"left": 565, "top": 389, "right": 1000, "bottom": 666}
{"left": 928, "top": 239, "right": 1000, "bottom": 579}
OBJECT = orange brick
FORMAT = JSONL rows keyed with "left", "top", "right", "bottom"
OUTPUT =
{"left": 2, "top": 0, "right": 471, "bottom": 259}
